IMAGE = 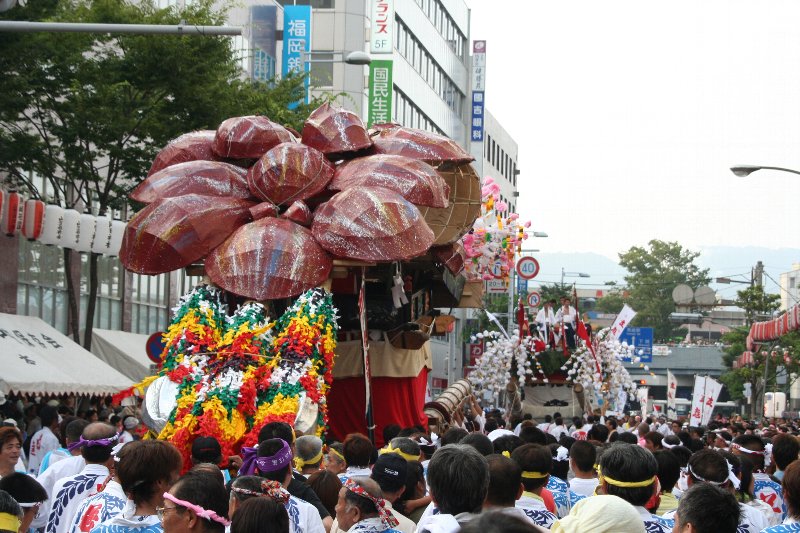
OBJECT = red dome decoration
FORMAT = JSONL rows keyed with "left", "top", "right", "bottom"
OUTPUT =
{"left": 213, "top": 116, "right": 295, "bottom": 160}
{"left": 132, "top": 161, "right": 251, "bottom": 204}
{"left": 301, "top": 103, "right": 372, "bottom": 155}
{"left": 148, "top": 131, "right": 220, "bottom": 177}
{"left": 206, "top": 217, "right": 332, "bottom": 300}
{"left": 330, "top": 154, "right": 450, "bottom": 208}
{"left": 371, "top": 127, "right": 475, "bottom": 164}
{"left": 120, "top": 194, "right": 255, "bottom": 275}
{"left": 312, "top": 187, "right": 434, "bottom": 262}
{"left": 247, "top": 143, "right": 334, "bottom": 206}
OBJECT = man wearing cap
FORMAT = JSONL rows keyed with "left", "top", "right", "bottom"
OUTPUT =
{"left": 192, "top": 436, "right": 232, "bottom": 484}
{"left": 28, "top": 405, "right": 60, "bottom": 475}
{"left": 331, "top": 454, "right": 415, "bottom": 533}
{"left": 334, "top": 476, "right": 401, "bottom": 533}
{"left": 118, "top": 416, "right": 138, "bottom": 444}
{"left": 254, "top": 438, "right": 325, "bottom": 533}
{"left": 45, "top": 422, "right": 118, "bottom": 533}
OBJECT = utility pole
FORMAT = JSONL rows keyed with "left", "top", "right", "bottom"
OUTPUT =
{"left": 753, "top": 261, "right": 764, "bottom": 288}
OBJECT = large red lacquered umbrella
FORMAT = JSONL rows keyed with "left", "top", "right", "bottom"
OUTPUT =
{"left": 371, "top": 127, "right": 475, "bottom": 164}
{"left": 206, "top": 217, "right": 333, "bottom": 300}
{"left": 213, "top": 116, "right": 295, "bottom": 160}
{"left": 120, "top": 195, "right": 255, "bottom": 275}
{"left": 148, "top": 130, "right": 220, "bottom": 176}
{"left": 312, "top": 187, "right": 434, "bottom": 262}
{"left": 330, "top": 154, "right": 450, "bottom": 208}
{"left": 132, "top": 161, "right": 252, "bottom": 204}
{"left": 301, "top": 103, "right": 372, "bottom": 155}
{"left": 247, "top": 143, "right": 335, "bottom": 206}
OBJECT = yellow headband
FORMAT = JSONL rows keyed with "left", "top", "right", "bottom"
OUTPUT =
{"left": 294, "top": 450, "right": 324, "bottom": 469}
{"left": 521, "top": 471, "right": 549, "bottom": 479}
{"left": 501, "top": 451, "right": 511, "bottom": 458}
{"left": 380, "top": 446, "right": 421, "bottom": 463}
{"left": 596, "top": 465, "right": 656, "bottom": 488}
{"left": 0, "top": 513, "right": 21, "bottom": 532}
{"left": 328, "top": 448, "right": 346, "bottom": 463}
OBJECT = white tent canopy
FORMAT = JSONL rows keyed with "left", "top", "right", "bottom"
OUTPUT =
{"left": 0, "top": 313, "right": 133, "bottom": 396}
{"left": 91, "top": 328, "right": 153, "bottom": 382}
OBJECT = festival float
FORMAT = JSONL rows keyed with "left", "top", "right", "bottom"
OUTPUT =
{"left": 113, "top": 102, "right": 535, "bottom": 457}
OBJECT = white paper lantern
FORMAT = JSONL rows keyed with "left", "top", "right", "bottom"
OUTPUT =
{"left": 75, "top": 212, "right": 96, "bottom": 253}
{"left": 1, "top": 191, "right": 24, "bottom": 236}
{"left": 58, "top": 209, "right": 81, "bottom": 249}
{"left": 107, "top": 220, "right": 126, "bottom": 256}
{"left": 22, "top": 199, "right": 46, "bottom": 240}
{"left": 91, "top": 215, "right": 112, "bottom": 254}
{"left": 38, "top": 205, "right": 65, "bottom": 246}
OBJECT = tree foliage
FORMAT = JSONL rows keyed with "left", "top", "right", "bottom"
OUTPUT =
{"left": 617, "top": 240, "right": 710, "bottom": 342}
{"left": 0, "top": 0, "right": 335, "bottom": 344}
{"left": 719, "top": 286, "right": 795, "bottom": 417}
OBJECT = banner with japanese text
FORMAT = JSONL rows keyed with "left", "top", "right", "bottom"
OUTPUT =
{"left": 369, "top": 0, "right": 394, "bottom": 54}
{"left": 689, "top": 376, "right": 723, "bottom": 426}
{"left": 368, "top": 59, "right": 393, "bottom": 127}
{"left": 609, "top": 304, "right": 637, "bottom": 340}
{"left": 281, "top": 5, "right": 311, "bottom": 108}
{"left": 666, "top": 369, "right": 677, "bottom": 420}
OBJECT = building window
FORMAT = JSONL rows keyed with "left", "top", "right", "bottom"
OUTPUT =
{"left": 275, "top": 0, "right": 334, "bottom": 8}
{"left": 309, "top": 50, "right": 333, "bottom": 87}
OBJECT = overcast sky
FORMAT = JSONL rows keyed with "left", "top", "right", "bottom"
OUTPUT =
{"left": 467, "top": 0, "right": 800, "bottom": 260}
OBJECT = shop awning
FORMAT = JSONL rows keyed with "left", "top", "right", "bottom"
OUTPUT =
{"left": 91, "top": 329, "right": 154, "bottom": 382}
{"left": 0, "top": 313, "right": 133, "bottom": 396}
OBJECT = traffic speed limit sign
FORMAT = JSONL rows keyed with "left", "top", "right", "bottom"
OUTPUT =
{"left": 516, "top": 257, "right": 540, "bottom": 280}
{"left": 527, "top": 291, "right": 541, "bottom": 307}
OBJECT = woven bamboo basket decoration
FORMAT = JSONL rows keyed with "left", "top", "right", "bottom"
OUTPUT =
{"left": 418, "top": 162, "right": 482, "bottom": 245}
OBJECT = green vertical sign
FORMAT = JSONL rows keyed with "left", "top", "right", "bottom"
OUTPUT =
{"left": 368, "top": 59, "right": 393, "bottom": 127}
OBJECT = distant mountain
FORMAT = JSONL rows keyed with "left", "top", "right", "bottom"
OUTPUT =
{"left": 527, "top": 246, "right": 799, "bottom": 296}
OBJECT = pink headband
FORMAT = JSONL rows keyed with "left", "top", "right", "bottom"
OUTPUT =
{"left": 344, "top": 478, "right": 399, "bottom": 529}
{"left": 255, "top": 439, "right": 293, "bottom": 473}
{"left": 163, "top": 492, "right": 231, "bottom": 527}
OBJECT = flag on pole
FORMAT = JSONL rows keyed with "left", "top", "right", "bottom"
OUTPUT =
{"left": 666, "top": 369, "right": 677, "bottom": 419}
{"left": 610, "top": 304, "right": 637, "bottom": 339}
{"left": 574, "top": 286, "right": 600, "bottom": 372}
{"left": 358, "top": 272, "right": 371, "bottom": 417}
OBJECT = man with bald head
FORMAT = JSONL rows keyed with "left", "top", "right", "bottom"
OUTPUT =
{"left": 46, "top": 422, "right": 118, "bottom": 533}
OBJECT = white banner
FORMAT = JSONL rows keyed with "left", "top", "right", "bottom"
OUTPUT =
{"left": 666, "top": 369, "right": 677, "bottom": 419}
{"left": 701, "top": 377, "right": 723, "bottom": 426}
{"left": 689, "top": 376, "right": 723, "bottom": 426}
{"left": 609, "top": 304, "right": 637, "bottom": 340}
{"left": 636, "top": 387, "right": 649, "bottom": 417}
{"left": 369, "top": 0, "right": 394, "bottom": 54}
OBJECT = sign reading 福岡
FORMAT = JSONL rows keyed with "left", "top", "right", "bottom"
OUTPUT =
{"left": 281, "top": 5, "right": 311, "bottom": 107}
{"left": 369, "top": 0, "right": 394, "bottom": 54}
{"left": 368, "top": 59, "right": 393, "bottom": 127}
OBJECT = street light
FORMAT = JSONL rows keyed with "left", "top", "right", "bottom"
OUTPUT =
{"left": 561, "top": 268, "right": 590, "bottom": 287}
{"left": 301, "top": 50, "right": 372, "bottom": 65}
{"left": 730, "top": 165, "right": 800, "bottom": 178}
{"left": 532, "top": 231, "right": 548, "bottom": 238}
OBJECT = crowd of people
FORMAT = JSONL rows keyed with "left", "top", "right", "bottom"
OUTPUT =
{"left": 2, "top": 393, "right": 800, "bottom": 533}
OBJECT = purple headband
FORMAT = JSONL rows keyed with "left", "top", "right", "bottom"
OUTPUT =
{"left": 67, "top": 433, "right": 119, "bottom": 452}
{"left": 254, "top": 439, "right": 293, "bottom": 474}
{"left": 238, "top": 446, "right": 259, "bottom": 477}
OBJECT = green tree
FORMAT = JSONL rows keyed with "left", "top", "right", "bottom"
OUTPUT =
{"left": 617, "top": 240, "right": 710, "bottom": 341}
{"left": 0, "top": 0, "right": 334, "bottom": 345}
{"left": 537, "top": 283, "right": 571, "bottom": 305}
{"left": 595, "top": 291, "right": 626, "bottom": 314}
{"left": 719, "top": 285, "right": 789, "bottom": 417}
